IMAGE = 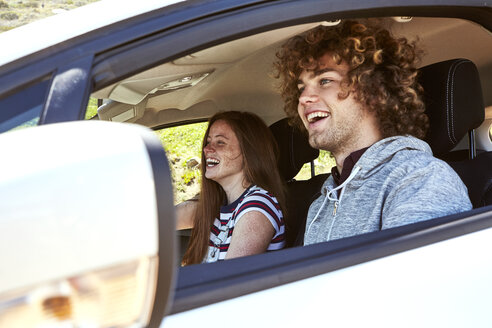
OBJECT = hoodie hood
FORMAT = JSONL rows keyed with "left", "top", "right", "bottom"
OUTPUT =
{"left": 357, "top": 135, "right": 432, "bottom": 177}
{"left": 321, "top": 135, "right": 433, "bottom": 194}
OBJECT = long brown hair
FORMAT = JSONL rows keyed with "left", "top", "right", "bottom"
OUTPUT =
{"left": 182, "top": 111, "right": 286, "bottom": 265}
{"left": 274, "top": 19, "right": 429, "bottom": 139}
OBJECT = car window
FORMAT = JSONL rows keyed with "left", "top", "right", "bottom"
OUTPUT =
{"left": 294, "top": 150, "right": 335, "bottom": 180}
{"left": 156, "top": 122, "right": 208, "bottom": 204}
{"left": 155, "top": 121, "right": 335, "bottom": 202}
{"left": 86, "top": 8, "right": 492, "bottom": 280}
{"left": 84, "top": 97, "right": 99, "bottom": 120}
{"left": 0, "top": 78, "right": 50, "bottom": 133}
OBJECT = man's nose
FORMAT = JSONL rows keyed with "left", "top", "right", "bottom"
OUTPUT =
{"left": 299, "top": 85, "right": 318, "bottom": 105}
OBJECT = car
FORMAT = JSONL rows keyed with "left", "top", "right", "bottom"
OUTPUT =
{"left": 0, "top": 0, "right": 491, "bottom": 327}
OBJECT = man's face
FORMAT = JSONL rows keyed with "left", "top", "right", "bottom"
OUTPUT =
{"left": 296, "top": 53, "right": 368, "bottom": 155}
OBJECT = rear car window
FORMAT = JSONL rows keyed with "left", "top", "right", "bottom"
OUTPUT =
{"left": 0, "top": 78, "right": 50, "bottom": 133}
{"left": 156, "top": 122, "right": 208, "bottom": 204}
{"left": 294, "top": 150, "right": 335, "bottom": 180}
{"left": 156, "top": 120, "right": 335, "bottom": 201}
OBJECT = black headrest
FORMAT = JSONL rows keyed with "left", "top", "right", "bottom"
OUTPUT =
{"left": 270, "top": 118, "right": 319, "bottom": 181}
{"left": 419, "top": 58, "right": 485, "bottom": 156}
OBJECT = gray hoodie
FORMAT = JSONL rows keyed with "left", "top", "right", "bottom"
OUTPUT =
{"left": 304, "top": 135, "right": 472, "bottom": 245}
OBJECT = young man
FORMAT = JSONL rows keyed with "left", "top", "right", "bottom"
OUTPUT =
{"left": 275, "top": 19, "right": 472, "bottom": 245}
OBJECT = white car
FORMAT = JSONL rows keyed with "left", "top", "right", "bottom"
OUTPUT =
{"left": 0, "top": 0, "right": 491, "bottom": 327}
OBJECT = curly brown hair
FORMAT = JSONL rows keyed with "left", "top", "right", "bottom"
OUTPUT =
{"left": 274, "top": 19, "right": 429, "bottom": 139}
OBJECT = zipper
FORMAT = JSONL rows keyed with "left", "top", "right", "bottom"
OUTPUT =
{"left": 332, "top": 201, "right": 339, "bottom": 216}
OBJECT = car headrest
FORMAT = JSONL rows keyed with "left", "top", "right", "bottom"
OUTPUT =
{"left": 419, "top": 58, "right": 485, "bottom": 156}
{"left": 270, "top": 118, "right": 319, "bottom": 181}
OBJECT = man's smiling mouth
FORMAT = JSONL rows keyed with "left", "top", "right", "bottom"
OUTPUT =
{"left": 307, "top": 111, "right": 329, "bottom": 123}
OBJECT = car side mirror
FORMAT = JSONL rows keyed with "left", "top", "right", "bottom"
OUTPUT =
{"left": 0, "top": 121, "right": 176, "bottom": 328}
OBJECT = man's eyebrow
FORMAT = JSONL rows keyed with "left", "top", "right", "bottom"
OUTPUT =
{"left": 297, "top": 68, "right": 338, "bottom": 84}
{"left": 314, "top": 68, "right": 337, "bottom": 76}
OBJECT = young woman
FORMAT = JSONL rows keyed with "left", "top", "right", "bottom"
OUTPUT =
{"left": 176, "top": 111, "right": 286, "bottom": 265}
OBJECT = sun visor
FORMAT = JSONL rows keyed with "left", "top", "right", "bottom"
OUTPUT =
{"left": 97, "top": 100, "right": 146, "bottom": 123}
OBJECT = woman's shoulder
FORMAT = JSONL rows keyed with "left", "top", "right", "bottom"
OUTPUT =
{"left": 236, "top": 185, "right": 284, "bottom": 229}
{"left": 237, "top": 185, "right": 282, "bottom": 214}
{"left": 244, "top": 185, "right": 278, "bottom": 202}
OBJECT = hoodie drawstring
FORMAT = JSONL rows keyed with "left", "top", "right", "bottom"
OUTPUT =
{"left": 306, "top": 166, "right": 362, "bottom": 241}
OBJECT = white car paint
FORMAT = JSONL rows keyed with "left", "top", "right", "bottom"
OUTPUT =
{"left": 163, "top": 227, "right": 492, "bottom": 327}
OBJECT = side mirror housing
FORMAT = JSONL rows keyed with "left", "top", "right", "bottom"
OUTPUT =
{"left": 0, "top": 121, "right": 176, "bottom": 328}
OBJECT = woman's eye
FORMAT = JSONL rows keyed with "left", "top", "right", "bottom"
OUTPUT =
{"left": 297, "top": 85, "right": 305, "bottom": 93}
{"left": 320, "top": 78, "right": 332, "bottom": 86}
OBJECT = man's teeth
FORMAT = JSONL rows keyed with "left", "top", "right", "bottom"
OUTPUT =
{"left": 307, "top": 112, "right": 328, "bottom": 123}
{"left": 206, "top": 158, "right": 220, "bottom": 166}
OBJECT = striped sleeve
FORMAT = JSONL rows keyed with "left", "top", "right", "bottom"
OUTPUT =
{"left": 234, "top": 187, "right": 285, "bottom": 250}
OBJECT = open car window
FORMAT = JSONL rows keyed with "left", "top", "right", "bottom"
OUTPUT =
{"left": 86, "top": 8, "right": 492, "bottom": 320}
{"left": 90, "top": 14, "right": 491, "bottom": 245}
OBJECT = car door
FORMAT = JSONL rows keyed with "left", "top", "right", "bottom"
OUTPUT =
{"left": 1, "top": 0, "right": 491, "bottom": 327}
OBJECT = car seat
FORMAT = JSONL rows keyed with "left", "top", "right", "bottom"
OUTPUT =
{"left": 269, "top": 118, "right": 328, "bottom": 247}
{"left": 419, "top": 58, "right": 492, "bottom": 207}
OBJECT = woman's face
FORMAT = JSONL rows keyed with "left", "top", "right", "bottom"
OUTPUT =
{"left": 203, "top": 120, "right": 245, "bottom": 187}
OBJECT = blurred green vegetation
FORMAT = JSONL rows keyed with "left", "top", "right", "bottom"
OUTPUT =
{"left": 85, "top": 97, "right": 98, "bottom": 119}
{"left": 156, "top": 122, "right": 208, "bottom": 204}
{"left": 0, "top": 0, "right": 100, "bottom": 33}
{"left": 295, "top": 150, "right": 335, "bottom": 180}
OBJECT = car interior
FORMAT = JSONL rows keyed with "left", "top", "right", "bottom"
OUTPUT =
{"left": 92, "top": 16, "right": 492, "bottom": 250}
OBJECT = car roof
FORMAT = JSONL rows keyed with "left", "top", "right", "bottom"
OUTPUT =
{"left": 93, "top": 16, "right": 492, "bottom": 128}
{"left": 0, "top": 0, "right": 183, "bottom": 67}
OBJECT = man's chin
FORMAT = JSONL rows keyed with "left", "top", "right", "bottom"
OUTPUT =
{"left": 308, "top": 133, "right": 333, "bottom": 151}
{"left": 308, "top": 133, "right": 323, "bottom": 149}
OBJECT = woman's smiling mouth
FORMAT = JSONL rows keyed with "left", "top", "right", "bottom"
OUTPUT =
{"left": 206, "top": 158, "right": 220, "bottom": 167}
